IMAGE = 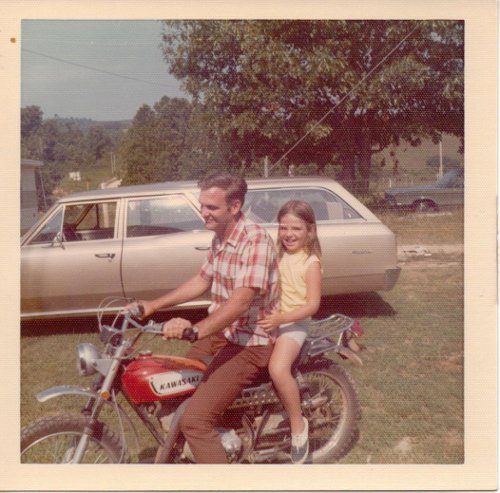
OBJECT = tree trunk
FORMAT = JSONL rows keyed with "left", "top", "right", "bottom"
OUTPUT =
{"left": 357, "top": 126, "right": 372, "bottom": 194}
{"left": 340, "top": 153, "right": 356, "bottom": 192}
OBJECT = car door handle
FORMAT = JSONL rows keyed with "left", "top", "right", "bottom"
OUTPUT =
{"left": 95, "top": 253, "right": 116, "bottom": 259}
{"left": 194, "top": 246, "right": 210, "bottom": 251}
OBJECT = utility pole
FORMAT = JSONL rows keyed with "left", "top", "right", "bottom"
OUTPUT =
{"left": 264, "top": 156, "right": 269, "bottom": 178}
{"left": 110, "top": 152, "right": 116, "bottom": 175}
{"left": 438, "top": 139, "right": 443, "bottom": 178}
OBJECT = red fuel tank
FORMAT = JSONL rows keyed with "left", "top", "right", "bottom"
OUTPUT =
{"left": 122, "top": 354, "right": 207, "bottom": 404}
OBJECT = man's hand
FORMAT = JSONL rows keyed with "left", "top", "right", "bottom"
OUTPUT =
{"left": 163, "top": 317, "right": 192, "bottom": 340}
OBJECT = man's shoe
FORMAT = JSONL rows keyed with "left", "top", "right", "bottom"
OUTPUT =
{"left": 290, "top": 417, "right": 309, "bottom": 464}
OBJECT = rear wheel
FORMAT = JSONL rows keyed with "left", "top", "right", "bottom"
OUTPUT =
{"left": 301, "top": 363, "right": 361, "bottom": 463}
{"left": 21, "top": 414, "right": 125, "bottom": 463}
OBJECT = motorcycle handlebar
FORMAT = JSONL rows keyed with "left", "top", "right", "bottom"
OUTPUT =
{"left": 123, "top": 312, "right": 198, "bottom": 342}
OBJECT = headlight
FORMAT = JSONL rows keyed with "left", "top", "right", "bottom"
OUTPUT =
{"left": 77, "top": 343, "right": 100, "bottom": 376}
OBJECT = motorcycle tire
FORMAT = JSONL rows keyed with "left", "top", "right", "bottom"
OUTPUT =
{"left": 21, "top": 414, "right": 126, "bottom": 463}
{"left": 302, "top": 362, "right": 361, "bottom": 463}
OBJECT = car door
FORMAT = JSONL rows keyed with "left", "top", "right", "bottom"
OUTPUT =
{"left": 120, "top": 193, "right": 213, "bottom": 307}
{"left": 21, "top": 199, "right": 123, "bottom": 317}
{"left": 244, "top": 186, "right": 396, "bottom": 295}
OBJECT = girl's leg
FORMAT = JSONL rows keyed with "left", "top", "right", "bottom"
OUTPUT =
{"left": 268, "top": 335, "right": 304, "bottom": 434}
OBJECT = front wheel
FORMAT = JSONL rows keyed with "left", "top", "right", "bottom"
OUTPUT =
{"left": 301, "top": 362, "right": 361, "bottom": 463}
{"left": 21, "top": 414, "right": 125, "bottom": 463}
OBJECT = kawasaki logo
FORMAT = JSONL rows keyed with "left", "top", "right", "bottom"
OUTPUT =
{"left": 149, "top": 370, "right": 202, "bottom": 396}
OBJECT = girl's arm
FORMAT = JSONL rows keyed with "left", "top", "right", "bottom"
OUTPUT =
{"left": 259, "top": 261, "right": 322, "bottom": 330}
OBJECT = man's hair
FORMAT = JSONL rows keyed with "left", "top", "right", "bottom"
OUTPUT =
{"left": 198, "top": 172, "right": 248, "bottom": 206}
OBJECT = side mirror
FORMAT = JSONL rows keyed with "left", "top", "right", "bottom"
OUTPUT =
{"left": 52, "top": 231, "right": 65, "bottom": 249}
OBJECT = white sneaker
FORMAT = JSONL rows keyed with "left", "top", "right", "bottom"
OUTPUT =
{"left": 290, "top": 417, "right": 309, "bottom": 464}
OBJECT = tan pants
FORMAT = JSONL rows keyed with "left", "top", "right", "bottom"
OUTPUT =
{"left": 181, "top": 332, "right": 273, "bottom": 463}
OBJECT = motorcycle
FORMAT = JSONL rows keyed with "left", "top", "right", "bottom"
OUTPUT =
{"left": 21, "top": 297, "right": 364, "bottom": 464}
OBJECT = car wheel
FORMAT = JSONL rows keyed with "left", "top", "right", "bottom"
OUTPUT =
{"left": 413, "top": 200, "right": 437, "bottom": 213}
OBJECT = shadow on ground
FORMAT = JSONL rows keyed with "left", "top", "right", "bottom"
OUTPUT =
{"left": 316, "top": 292, "right": 396, "bottom": 319}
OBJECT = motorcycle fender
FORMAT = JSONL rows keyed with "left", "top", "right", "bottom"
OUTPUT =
{"left": 337, "top": 347, "right": 363, "bottom": 367}
{"left": 36, "top": 385, "right": 98, "bottom": 403}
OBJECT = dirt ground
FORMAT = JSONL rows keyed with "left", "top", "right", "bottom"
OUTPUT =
{"left": 397, "top": 243, "right": 464, "bottom": 269}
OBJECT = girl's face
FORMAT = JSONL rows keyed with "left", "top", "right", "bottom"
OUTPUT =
{"left": 278, "top": 213, "right": 310, "bottom": 253}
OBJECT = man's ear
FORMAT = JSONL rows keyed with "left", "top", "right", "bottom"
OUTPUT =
{"left": 229, "top": 199, "right": 242, "bottom": 215}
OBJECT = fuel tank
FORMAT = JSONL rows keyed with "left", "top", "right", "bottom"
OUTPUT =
{"left": 122, "top": 353, "right": 207, "bottom": 404}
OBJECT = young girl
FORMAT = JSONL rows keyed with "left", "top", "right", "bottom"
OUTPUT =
{"left": 259, "top": 200, "right": 322, "bottom": 464}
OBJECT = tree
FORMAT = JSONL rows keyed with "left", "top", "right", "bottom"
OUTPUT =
{"left": 21, "top": 105, "right": 43, "bottom": 139}
{"left": 161, "top": 20, "right": 463, "bottom": 189}
{"left": 86, "top": 126, "right": 113, "bottom": 161}
{"left": 119, "top": 97, "right": 193, "bottom": 185}
{"left": 21, "top": 107, "right": 122, "bottom": 196}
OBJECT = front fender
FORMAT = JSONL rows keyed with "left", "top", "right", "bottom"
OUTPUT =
{"left": 36, "top": 385, "right": 98, "bottom": 403}
{"left": 35, "top": 385, "right": 142, "bottom": 455}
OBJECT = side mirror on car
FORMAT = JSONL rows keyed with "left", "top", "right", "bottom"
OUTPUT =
{"left": 51, "top": 231, "right": 65, "bottom": 249}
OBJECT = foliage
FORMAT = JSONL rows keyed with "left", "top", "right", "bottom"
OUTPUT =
{"left": 119, "top": 97, "right": 234, "bottom": 185}
{"left": 119, "top": 97, "right": 192, "bottom": 185}
{"left": 161, "top": 20, "right": 464, "bottom": 189}
{"left": 21, "top": 106, "right": 123, "bottom": 197}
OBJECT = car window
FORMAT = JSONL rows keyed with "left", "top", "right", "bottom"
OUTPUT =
{"left": 28, "top": 201, "right": 117, "bottom": 244}
{"left": 64, "top": 202, "right": 117, "bottom": 241}
{"left": 243, "top": 188, "right": 362, "bottom": 223}
{"left": 126, "top": 194, "right": 205, "bottom": 237}
{"left": 28, "top": 208, "right": 64, "bottom": 244}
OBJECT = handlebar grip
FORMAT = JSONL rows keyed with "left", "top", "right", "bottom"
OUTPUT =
{"left": 181, "top": 327, "right": 199, "bottom": 343}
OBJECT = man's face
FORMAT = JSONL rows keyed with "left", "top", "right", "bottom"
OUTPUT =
{"left": 199, "top": 186, "right": 241, "bottom": 239}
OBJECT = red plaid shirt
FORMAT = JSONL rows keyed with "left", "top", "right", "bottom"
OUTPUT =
{"left": 199, "top": 213, "right": 280, "bottom": 346}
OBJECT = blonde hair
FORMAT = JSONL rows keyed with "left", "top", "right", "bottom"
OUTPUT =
{"left": 277, "top": 200, "right": 322, "bottom": 259}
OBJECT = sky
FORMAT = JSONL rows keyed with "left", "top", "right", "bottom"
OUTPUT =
{"left": 21, "top": 20, "right": 186, "bottom": 121}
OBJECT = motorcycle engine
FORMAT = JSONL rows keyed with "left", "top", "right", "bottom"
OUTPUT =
{"left": 181, "top": 428, "right": 243, "bottom": 463}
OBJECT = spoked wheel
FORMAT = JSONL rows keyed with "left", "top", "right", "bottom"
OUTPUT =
{"left": 301, "top": 363, "right": 361, "bottom": 463}
{"left": 21, "top": 414, "right": 126, "bottom": 463}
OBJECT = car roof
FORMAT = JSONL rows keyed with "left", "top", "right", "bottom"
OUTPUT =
{"left": 56, "top": 176, "right": 340, "bottom": 203}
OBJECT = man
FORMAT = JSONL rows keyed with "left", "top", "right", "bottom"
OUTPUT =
{"left": 131, "top": 172, "right": 280, "bottom": 463}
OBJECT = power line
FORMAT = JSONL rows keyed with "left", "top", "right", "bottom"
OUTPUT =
{"left": 22, "top": 47, "right": 180, "bottom": 90}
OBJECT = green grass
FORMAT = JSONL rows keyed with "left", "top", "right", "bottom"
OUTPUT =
{"left": 336, "top": 260, "right": 463, "bottom": 463}
{"left": 378, "top": 208, "right": 464, "bottom": 245}
{"left": 21, "top": 212, "right": 464, "bottom": 464}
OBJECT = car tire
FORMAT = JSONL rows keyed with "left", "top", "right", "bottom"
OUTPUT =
{"left": 413, "top": 200, "right": 437, "bottom": 213}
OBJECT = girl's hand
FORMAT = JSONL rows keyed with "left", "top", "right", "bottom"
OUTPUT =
{"left": 258, "top": 310, "right": 283, "bottom": 332}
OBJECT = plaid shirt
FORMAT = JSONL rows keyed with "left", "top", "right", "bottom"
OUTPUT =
{"left": 199, "top": 213, "right": 280, "bottom": 346}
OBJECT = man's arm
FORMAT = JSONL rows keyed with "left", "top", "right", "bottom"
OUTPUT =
{"left": 195, "top": 286, "right": 258, "bottom": 338}
{"left": 163, "top": 286, "right": 257, "bottom": 339}
{"left": 135, "top": 273, "right": 211, "bottom": 318}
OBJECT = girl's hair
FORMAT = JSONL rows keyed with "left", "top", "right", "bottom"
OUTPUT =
{"left": 277, "top": 200, "right": 322, "bottom": 259}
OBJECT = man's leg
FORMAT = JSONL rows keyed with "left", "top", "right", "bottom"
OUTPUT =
{"left": 185, "top": 331, "right": 227, "bottom": 365}
{"left": 180, "top": 343, "right": 273, "bottom": 463}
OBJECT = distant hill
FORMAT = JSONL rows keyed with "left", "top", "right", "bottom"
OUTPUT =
{"left": 56, "top": 117, "right": 132, "bottom": 132}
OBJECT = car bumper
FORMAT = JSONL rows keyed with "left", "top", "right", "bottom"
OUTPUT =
{"left": 384, "top": 267, "right": 401, "bottom": 290}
